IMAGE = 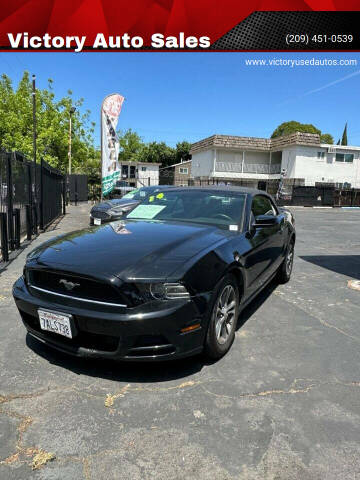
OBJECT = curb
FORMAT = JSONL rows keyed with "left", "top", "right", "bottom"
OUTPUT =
{"left": 284, "top": 206, "right": 360, "bottom": 209}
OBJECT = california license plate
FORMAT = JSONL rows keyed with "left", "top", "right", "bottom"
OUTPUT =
{"left": 38, "top": 310, "right": 73, "bottom": 338}
{"left": 94, "top": 218, "right": 101, "bottom": 225}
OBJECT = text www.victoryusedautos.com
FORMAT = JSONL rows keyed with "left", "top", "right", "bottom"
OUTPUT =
{"left": 245, "top": 58, "right": 358, "bottom": 67}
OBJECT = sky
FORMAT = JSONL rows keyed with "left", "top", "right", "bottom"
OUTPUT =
{"left": 1, "top": 52, "right": 359, "bottom": 147}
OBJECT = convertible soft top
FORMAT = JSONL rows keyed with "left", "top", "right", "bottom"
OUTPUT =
{"left": 157, "top": 185, "right": 275, "bottom": 200}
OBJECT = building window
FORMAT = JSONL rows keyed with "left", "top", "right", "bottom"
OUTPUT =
{"left": 334, "top": 182, "right": 351, "bottom": 189}
{"left": 317, "top": 152, "right": 325, "bottom": 159}
{"left": 336, "top": 153, "right": 354, "bottom": 163}
{"left": 141, "top": 166, "right": 147, "bottom": 171}
{"left": 179, "top": 167, "right": 188, "bottom": 174}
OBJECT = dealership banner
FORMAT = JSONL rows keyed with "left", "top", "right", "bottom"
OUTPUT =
{"left": 101, "top": 94, "right": 124, "bottom": 196}
{"left": 1, "top": 2, "right": 360, "bottom": 51}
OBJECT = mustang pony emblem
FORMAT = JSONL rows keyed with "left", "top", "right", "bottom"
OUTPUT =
{"left": 59, "top": 279, "right": 80, "bottom": 291}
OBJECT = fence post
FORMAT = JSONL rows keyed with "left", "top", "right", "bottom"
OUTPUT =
{"left": 32, "top": 204, "right": 38, "bottom": 235}
{"left": 0, "top": 212, "right": 9, "bottom": 262}
{"left": 40, "top": 158, "right": 44, "bottom": 230}
{"left": 62, "top": 178, "right": 66, "bottom": 215}
{"left": 6, "top": 154, "right": 14, "bottom": 250}
{"left": 26, "top": 204, "right": 32, "bottom": 240}
{"left": 14, "top": 209, "right": 20, "bottom": 249}
{"left": 75, "top": 176, "right": 78, "bottom": 206}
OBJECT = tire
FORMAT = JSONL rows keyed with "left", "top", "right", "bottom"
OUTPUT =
{"left": 204, "top": 274, "right": 240, "bottom": 360}
{"left": 276, "top": 239, "right": 295, "bottom": 284}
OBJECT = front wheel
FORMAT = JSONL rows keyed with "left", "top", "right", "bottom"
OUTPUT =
{"left": 276, "top": 240, "right": 294, "bottom": 284}
{"left": 204, "top": 274, "right": 240, "bottom": 360}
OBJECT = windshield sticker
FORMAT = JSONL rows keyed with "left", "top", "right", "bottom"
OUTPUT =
{"left": 229, "top": 225, "right": 238, "bottom": 231}
{"left": 139, "top": 191, "right": 146, "bottom": 197}
{"left": 156, "top": 192, "right": 164, "bottom": 199}
{"left": 149, "top": 195, "right": 155, "bottom": 202}
{"left": 127, "top": 204, "right": 166, "bottom": 219}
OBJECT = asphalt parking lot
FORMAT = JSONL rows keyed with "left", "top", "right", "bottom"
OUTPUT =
{"left": 1, "top": 204, "right": 360, "bottom": 479}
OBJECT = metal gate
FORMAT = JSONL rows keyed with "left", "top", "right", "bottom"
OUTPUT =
{"left": 67, "top": 174, "right": 88, "bottom": 203}
{"left": 0, "top": 151, "right": 65, "bottom": 263}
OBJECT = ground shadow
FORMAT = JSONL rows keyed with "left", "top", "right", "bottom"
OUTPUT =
{"left": 26, "top": 280, "right": 277, "bottom": 383}
{"left": 0, "top": 241, "right": 31, "bottom": 274}
{"left": 236, "top": 279, "right": 278, "bottom": 331}
{"left": 42, "top": 214, "right": 65, "bottom": 232}
{"left": 26, "top": 333, "right": 211, "bottom": 383}
{"left": 299, "top": 255, "right": 360, "bottom": 280}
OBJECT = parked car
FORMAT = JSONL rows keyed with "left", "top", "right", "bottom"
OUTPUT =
{"left": 90, "top": 185, "right": 174, "bottom": 225}
{"left": 13, "top": 186, "right": 295, "bottom": 361}
{"left": 113, "top": 180, "right": 134, "bottom": 196}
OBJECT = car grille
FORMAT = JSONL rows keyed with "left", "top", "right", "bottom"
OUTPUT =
{"left": 21, "top": 311, "right": 120, "bottom": 352}
{"left": 91, "top": 210, "right": 111, "bottom": 220}
{"left": 27, "top": 269, "right": 128, "bottom": 306}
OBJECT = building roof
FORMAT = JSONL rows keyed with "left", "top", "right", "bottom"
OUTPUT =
{"left": 320, "top": 144, "right": 360, "bottom": 151}
{"left": 119, "top": 161, "right": 161, "bottom": 166}
{"left": 159, "top": 159, "right": 192, "bottom": 170}
{"left": 190, "top": 132, "right": 326, "bottom": 153}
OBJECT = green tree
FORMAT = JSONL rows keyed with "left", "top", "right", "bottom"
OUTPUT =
{"left": 174, "top": 141, "right": 192, "bottom": 164}
{"left": 117, "top": 129, "right": 143, "bottom": 162}
{"left": 0, "top": 72, "right": 98, "bottom": 173}
{"left": 271, "top": 121, "right": 320, "bottom": 138}
{"left": 271, "top": 120, "right": 333, "bottom": 144}
{"left": 341, "top": 122, "right": 348, "bottom": 146}
{"left": 138, "top": 141, "right": 175, "bottom": 167}
{"left": 320, "top": 133, "right": 334, "bottom": 144}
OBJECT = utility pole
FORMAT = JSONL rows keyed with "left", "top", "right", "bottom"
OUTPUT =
{"left": 68, "top": 106, "right": 76, "bottom": 174}
{"left": 32, "top": 74, "right": 36, "bottom": 201}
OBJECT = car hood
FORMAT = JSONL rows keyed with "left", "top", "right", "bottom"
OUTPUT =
{"left": 91, "top": 198, "right": 138, "bottom": 212}
{"left": 27, "top": 220, "right": 231, "bottom": 282}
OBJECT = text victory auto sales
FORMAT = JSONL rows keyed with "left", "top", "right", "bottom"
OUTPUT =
{"left": 7, "top": 33, "right": 211, "bottom": 51}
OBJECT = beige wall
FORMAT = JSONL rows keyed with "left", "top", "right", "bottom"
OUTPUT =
{"left": 174, "top": 161, "right": 191, "bottom": 185}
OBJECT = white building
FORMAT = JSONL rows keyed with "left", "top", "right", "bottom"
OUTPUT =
{"left": 190, "top": 133, "right": 360, "bottom": 189}
{"left": 119, "top": 161, "right": 160, "bottom": 188}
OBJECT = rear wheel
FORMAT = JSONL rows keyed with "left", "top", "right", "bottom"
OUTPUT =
{"left": 204, "top": 274, "right": 239, "bottom": 359}
{"left": 277, "top": 240, "right": 294, "bottom": 284}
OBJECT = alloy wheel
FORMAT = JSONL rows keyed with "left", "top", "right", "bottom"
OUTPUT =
{"left": 214, "top": 285, "right": 236, "bottom": 345}
{"left": 286, "top": 244, "right": 294, "bottom": 276}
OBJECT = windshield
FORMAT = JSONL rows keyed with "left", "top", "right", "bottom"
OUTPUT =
{"left": 126, "top": 190, "right": 246, "bottom": 229}
{"left": 122, "top": 188, "right": 148, "bottom": 200}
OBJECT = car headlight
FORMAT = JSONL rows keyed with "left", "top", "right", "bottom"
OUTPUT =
{"left": 109, "top": 206, "right": 132, "bottom": 216}
{"left": 150, "top": 283, "right": 190, "bottom": 300}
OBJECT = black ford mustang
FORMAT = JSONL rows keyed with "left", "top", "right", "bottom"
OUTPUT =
{"left": 13, "top": 187, "right": 295, "bottom": 361}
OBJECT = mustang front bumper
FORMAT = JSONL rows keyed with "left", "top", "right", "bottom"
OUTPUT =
{"left": 13, "top": 276, "right": 207, "bottom": 361}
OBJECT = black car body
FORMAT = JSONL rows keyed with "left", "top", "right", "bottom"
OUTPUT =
{"left": 90, "top": 185, "right": 173, "bottom": 225}
{"left": 13, "top": 187, "right": 295, "bottom": 361}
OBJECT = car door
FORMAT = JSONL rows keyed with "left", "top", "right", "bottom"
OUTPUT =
{"left": 243, "top": 195, "right": 284, "bottom": 298}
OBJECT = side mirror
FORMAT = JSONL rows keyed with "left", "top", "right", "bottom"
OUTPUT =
{"left": 254, "top": 214, "right": 277, "bottom": 228}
